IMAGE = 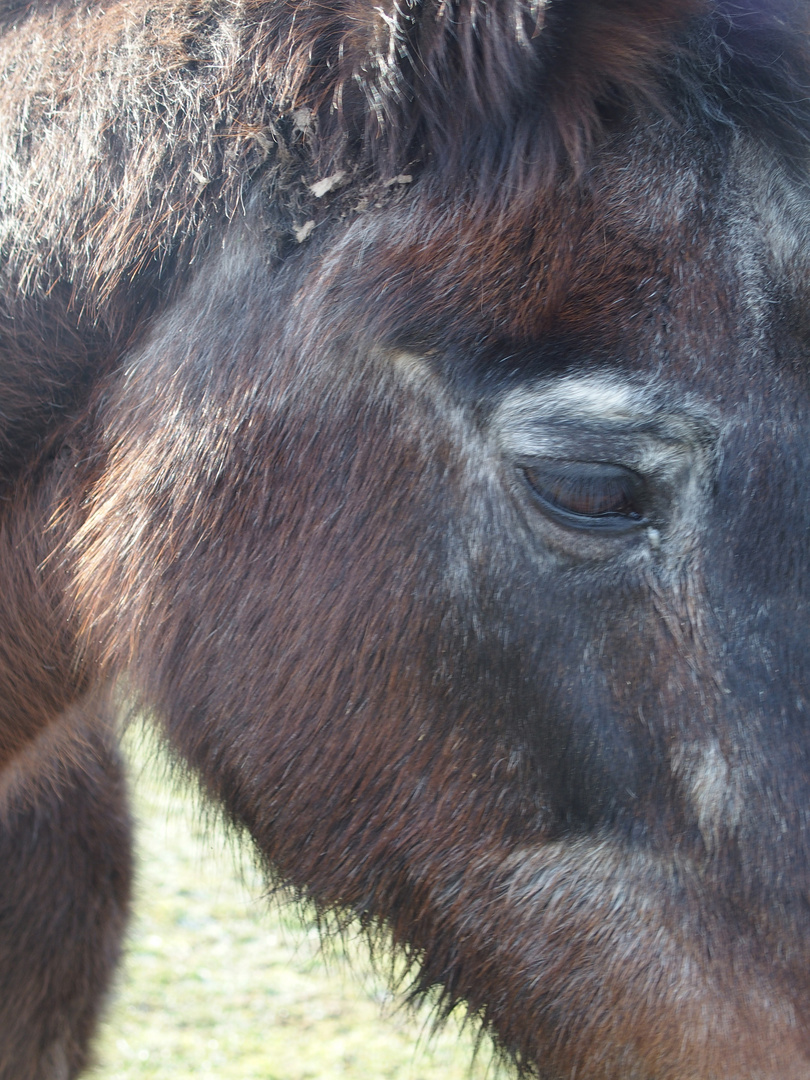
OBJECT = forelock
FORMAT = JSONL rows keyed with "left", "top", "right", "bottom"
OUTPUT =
{"left": 266, "top": 0, "right": 810, "bottom": 196}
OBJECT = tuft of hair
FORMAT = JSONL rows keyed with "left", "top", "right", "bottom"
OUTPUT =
{"left": 276, "top": 0, "right": 810, "bottom": 193}
{"left": 3, "top": 0, "right": 809, "bottom": 310}
{"left": 1, "top": 0, "right": 809, "bottom": 482}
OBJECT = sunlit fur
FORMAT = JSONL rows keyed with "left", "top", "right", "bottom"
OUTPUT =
{"left": 2, "top": 2, "right": 810, "bottom": 1078}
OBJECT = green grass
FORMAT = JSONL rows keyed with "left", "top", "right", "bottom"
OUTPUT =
{"left": 89, "top": 728, "right": 495, "bottom": 1080}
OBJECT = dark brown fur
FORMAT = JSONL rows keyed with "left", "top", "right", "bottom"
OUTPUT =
{"left": 3, "top": 1, "right": 810, "bottom": 1077}
{"left": 0, "top": 700, "right": 131, "bottom": 1079}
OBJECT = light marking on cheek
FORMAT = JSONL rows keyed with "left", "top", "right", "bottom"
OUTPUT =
{"left": 676, "top": 740, "right": 745, "bottom": 851}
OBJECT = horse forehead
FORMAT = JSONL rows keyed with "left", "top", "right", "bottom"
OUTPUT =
{"left": 315, "top": 142, "right": 807, "bottom": 362}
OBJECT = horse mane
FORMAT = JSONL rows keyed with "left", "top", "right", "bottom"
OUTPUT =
{"left": 1, "top": 0, "right": 808, "bottom": 328}
{"left": 271, "top": 0, "right": 810, "bottom": 190}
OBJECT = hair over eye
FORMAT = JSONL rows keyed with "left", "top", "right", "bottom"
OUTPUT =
{"left": 521, "top": 461, "right": 648, "bottom": 531}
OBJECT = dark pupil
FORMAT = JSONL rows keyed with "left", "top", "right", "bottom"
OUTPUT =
{"left": 523, "top": 462, "right": 644, "bottom": 522}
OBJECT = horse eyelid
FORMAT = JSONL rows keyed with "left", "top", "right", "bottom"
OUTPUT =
{"left": 519, "top": 461, "right": 649, "bottom": 531}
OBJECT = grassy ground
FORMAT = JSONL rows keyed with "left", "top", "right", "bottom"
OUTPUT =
{"left": 89, "top": 728, "right": 495, "bottom": 1080}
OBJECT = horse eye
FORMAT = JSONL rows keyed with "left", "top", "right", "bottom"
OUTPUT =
{"left": 521, "top": 461, "right": 648, "bottom": 531}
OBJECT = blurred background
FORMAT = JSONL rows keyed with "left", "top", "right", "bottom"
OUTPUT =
{"left": 89, "top": 726, "right": 495, "bottom": 1080}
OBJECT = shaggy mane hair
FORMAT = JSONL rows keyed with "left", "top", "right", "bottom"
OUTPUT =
{"left": 260, "top": 0, "right": 810, "bottom": 190}
{"left": 0, "top": 0, "right": 809, "bottom": 475}
{"left": 1, "top": 0, "right": 808, "bottom": 302}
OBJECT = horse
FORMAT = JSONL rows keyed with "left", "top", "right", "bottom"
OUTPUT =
{"left": 2, "top": 0, "right": 810, "bottom": 1076}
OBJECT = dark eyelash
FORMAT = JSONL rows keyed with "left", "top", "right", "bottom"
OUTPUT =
{"left": 521, "top": 462, "right": 648, "bottom": 532}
